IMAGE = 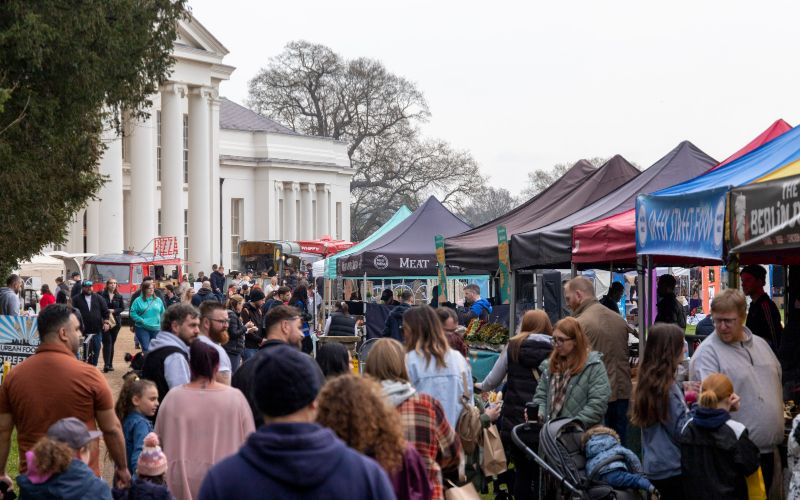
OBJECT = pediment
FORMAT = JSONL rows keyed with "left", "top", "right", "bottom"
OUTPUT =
{"left": 175, "top": 13, "right": 229, "bottom": 58}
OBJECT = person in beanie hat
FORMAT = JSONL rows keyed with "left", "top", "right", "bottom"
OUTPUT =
{"left": 199, "top": 345, "right": 395, "bottom": 500}
{"left": 17, "top": 418, "right": 113, "bottom": 500}
{"left": 239, "top": 289, "right": 266, "bottom": 362}
{"left": 113, "top": 432, "right": 173, "bottom": 500}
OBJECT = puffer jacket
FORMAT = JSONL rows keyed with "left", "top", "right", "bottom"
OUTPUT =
{"left": 532, "top": 350, "right": 611, "bottom": 427}
{"left": 224, "top": 309, "right": 246, "bottom": 356}
{"left": 585, "top": 433, "right": 643, "bottom": 478}
{"left": 17, "top": 459, "right": 113, "bottom": 500}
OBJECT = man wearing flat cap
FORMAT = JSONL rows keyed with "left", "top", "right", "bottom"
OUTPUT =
{"left": 741, "top": 264, "right": 783, "bottom": 354}
{"left": 200, "top": 345, "right": 395, "bottom": 499}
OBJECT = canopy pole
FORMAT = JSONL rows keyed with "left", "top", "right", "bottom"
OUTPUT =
{"left": 571, "top": 262, "right": 577, "bottom": 278}
{"left": 509, "top": 271, "right": 517, "bottom": 334}
{"left": 637, "top": 255, "right": 647, "bottom": 354}
{"left": 363, "top": 273, "right": 367, "bottom": 303}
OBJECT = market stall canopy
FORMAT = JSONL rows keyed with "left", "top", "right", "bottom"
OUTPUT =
{"left": 338, "top": 196, "right": 471, "bottom": 277}
{"left": 313, "top": 206, "right": 413, "bottom": 279}
{"left": 445, "top": 156, "right": 639, "bottom": 271}
{"left": 296, "top": 237, "right": 354, "bottom": 257}
{"left": 511, "top": 141, "right": 716, "bottom": 270}
{"left": 637, "top": 122, "right": 800, "bottom": 263}
{"left": 729, "top": 174, "right": 800, "bottom": 264}
{"left": 574, "top": 119, "right": 793, "bottom": 267}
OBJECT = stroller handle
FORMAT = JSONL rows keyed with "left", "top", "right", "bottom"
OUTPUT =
{"left": 511, "top": 423, "right": 587, "bottom": 498}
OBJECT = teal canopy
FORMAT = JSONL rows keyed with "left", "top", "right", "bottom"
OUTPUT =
{"left": 317, "top": 206, "right": 413, "bottom": 279}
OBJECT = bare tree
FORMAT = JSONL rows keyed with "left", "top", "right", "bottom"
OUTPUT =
{"left": 457, "top": 186, "right": 519, "bottom": 226}
{"left": 249, "top": 41, "right": 484, "bottom": 239}
{"left": 520, "top": 157, "right": 608, "bottom": 199}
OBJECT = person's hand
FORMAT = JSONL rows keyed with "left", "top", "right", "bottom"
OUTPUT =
{"left": 0, "top": 474, "right": 12, "bottom": 490}
{"left": 245, "top": 321, "right": 254, "bottom": 329}
{"left": 474, "top": 382, "right": 483, "bottom": 392}
{"left": 730, "top": 392, "right": 741, "bottom": 412}
{"left": 102, "top": 321, "right": 110, "bottom": 332}
{"left": 114, "top": 467, "right": 132, "bottom": 489}
{"left": 484, "top": 403, "right": 501, "bottom": 422}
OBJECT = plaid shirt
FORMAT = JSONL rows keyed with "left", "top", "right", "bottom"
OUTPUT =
{"left": 397, "top": 393, "right": 461, "bottom": 500}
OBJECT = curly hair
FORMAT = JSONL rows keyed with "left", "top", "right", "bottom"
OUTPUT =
{"left": 316, "top": 374, "right": 406, "bottom": 473}
{"left": 31, "top": 436, "right": 73, "bottom": 476}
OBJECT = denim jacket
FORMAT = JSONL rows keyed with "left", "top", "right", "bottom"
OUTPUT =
{"left": 406, "top": 348, "right": 473, "bottom": 427}
{"left": 123, "top": 411, "right": 153, "bottom": 476}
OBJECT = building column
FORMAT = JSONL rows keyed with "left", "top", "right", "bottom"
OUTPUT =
{"left": 128, "top": 110, "right": 157, "bottom": 252}
{"left": 300, "top": 183, "right": 313, "bottom": 240}
{"left": 86, "top": 201, "right": 100, "bottom": 254}
{"left": 307, "top": 184, "right": 317, "bottom": 238}
{"left": 188, "top": 86, "right": 213, "bottom": 274}
{"left": 284, "top": 182, "right": 298, "bottom": 241}
{"left": 159, "top": 83, "right": 186, "bottom": 253}
{"left": 272, "top": 181, "right": 283, "bottom": 239}
{"left": 209, "top": 90, "right": 222, "bottom": 266}
{"left": 97, "top": 126, "right": 124, "bottom": 254}
{"left": 316, "top": 183, "right": 329, "bottom": 237}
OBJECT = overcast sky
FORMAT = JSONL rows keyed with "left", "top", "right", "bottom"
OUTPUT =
{"left": 190, "top": 0, "right": 800, "bottom": 195}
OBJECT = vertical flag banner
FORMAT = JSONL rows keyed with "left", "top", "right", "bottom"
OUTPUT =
{"left": 497, "top": 225, "right": 511, "bottom": 304}
{"left": 434, "top": 234, "right": 448, "bottom": 303}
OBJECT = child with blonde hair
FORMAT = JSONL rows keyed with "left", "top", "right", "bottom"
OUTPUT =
{"left": 680, "top": 373, "right": 760, "bottom": 499}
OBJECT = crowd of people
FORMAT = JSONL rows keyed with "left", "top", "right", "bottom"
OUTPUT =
{"left": 0, "top": 265, "right": 797, "bottom": 499}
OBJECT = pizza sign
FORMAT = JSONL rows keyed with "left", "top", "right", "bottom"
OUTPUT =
{"left": 154, "top": 236, "right": 179, "bottom": 257}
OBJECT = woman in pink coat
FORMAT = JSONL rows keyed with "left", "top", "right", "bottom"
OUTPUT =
{"left": 155, "top": 340, "right": 254, "bottom": 500}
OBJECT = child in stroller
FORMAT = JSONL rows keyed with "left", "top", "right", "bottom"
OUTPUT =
{"left": 583, "top": 426, "right": 657, "bottom": 496}
{"left": 512, "top": 417, "right": 658, "bottom": 499}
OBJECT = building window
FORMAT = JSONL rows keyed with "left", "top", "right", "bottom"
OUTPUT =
{"left": 157, "top": 209, "right": 162, "bottom": 236}
{"left": 156, "top": 111, "right": 162, "bottom": 182}
{"left": 182, "top": 114, "right": 189, "bottom": 184}
{"left": 231, "top": 198, "right": 243, "bottom": 265}
{"left": 336, "top": 202, "right": 342, "bottom": 240}
{"left": 184, "top": 209, "right": 189, "bottom": 262}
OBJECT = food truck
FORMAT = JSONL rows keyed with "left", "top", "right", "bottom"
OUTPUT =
{"left": 83, "top": 237, "right": 184, "bottom": 302}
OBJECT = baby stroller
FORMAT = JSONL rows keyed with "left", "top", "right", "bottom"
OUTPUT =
{"left": 512, "top": 418, "right": 643, "bottom": 500}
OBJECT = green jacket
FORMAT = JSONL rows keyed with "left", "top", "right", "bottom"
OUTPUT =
{"left": 532, "top": 350, "right": 611, "bottom": 427}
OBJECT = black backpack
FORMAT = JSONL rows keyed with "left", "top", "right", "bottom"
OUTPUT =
{"left": 141, "top": 346, "right": 187, "bottom": 403}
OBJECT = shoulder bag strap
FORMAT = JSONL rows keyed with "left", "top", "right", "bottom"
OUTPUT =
{"left": 531, "top": 368, "right": 540, "bottom": 382}
{"left": 460, "top": 371, "right": 471, "bottom": 406}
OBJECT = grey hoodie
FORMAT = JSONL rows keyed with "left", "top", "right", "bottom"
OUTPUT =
{"left": 381, "top": 380, "right": 416, "bottom": 407}
{"left": 148, "top": 331, "right": 191, "bottom": 389}
{"left": 689, "top": 326, "right": 783, "bottom": 452}
{"left": 0, "top": 287, "right": 20, "bottom": 316}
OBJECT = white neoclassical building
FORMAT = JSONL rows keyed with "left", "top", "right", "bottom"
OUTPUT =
{"left": 60, "top": 15, "right": 353, "bottom": 273}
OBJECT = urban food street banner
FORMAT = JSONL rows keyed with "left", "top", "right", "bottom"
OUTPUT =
{"left": 0, "top": 315, "right": 39, "bottom": 369}
{"left": 730, "top": 176, "right": 800, "bottom": 253}
{"left": 635, "top": 186, "right": 728, "bottom": 261}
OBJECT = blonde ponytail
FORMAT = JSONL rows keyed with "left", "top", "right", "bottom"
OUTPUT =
{"left": 698, "top": 373, "right": 734, "bottom": 408}
{"left": 698, "top": 390, "right": 719, "bottom": 408}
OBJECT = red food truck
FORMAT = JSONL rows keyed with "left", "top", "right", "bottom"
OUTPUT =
{"left": 83, "top": 237, "right": 184, "bottom": 303}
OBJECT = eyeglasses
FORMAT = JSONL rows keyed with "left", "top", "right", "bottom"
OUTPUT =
{"left": 553, "top": 336, "right": 573, "bottom": 345}
{"left": 713, "top": 317, "right": 740, "bottom": 327}
{"left": 207, "top": 318, "right": 229, "bottom": 326}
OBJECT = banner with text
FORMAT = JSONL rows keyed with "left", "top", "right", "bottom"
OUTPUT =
{"left": 434, "top": 235, "right": 448, "bottom": 303}
{"left": 497, "top": 225, "right": 511, "bottom": 304}
{"left": 636, "top": 186, "right": 728, "bottom": 260}
{"left": 730, "top": 175, "right": 800, "bottom": 253}
{"left": 0, "top": 315, "right": 39, "bottom": 368}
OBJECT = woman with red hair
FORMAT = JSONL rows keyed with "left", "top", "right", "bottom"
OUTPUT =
{"left": 532, "top": 317, "right": 610, "bottom": 427}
